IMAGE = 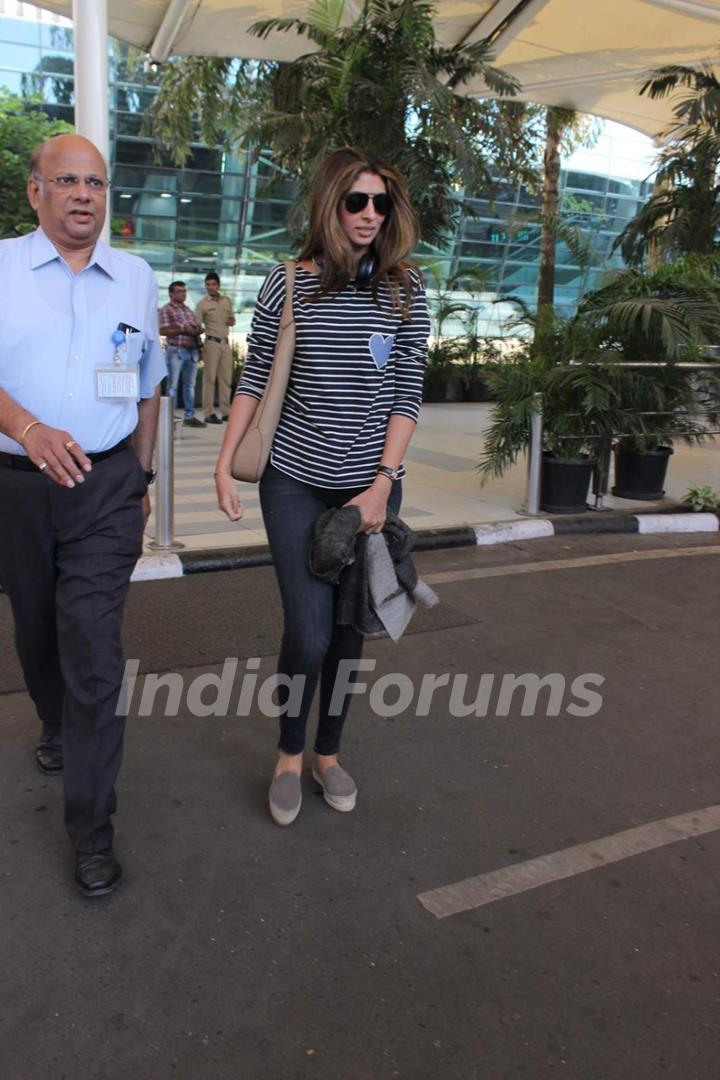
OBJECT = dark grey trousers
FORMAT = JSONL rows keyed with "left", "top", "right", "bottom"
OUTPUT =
{"left": 259, "top": 463, "right": 402, "bottom": 756}
{"left": 0, "top": 446, "right": 146, "bottom": 853}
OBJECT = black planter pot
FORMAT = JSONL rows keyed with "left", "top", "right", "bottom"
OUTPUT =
{"left": 612, "top": 446, "right": 674, "bottom": 500}
{"left": 422, "top": 376, "right": 447, "bottom": 403}
{"left": 444, "top": 376, "right": 464, "bottom": 403}
{"left": 465, "top": 379, "right": 489, "bottom": 402}
{"left": 540, "top": 452, "right": 593, "bottom": 513}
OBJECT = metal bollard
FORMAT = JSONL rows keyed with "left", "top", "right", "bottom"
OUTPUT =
{"left": 148, "top": 395, "right": 184, "bottom": 551}
{"left": 525, "top": 392, "right": 543, "bottom": 515}
{"left": 591, "top": 437, "right": 612, "bottom": 511}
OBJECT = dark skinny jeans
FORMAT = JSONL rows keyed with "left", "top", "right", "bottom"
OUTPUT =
{"left": 259, "top": 463, "right": 402, "bottom": 755}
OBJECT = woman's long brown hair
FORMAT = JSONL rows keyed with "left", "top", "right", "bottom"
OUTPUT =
{"left": 297, "top": 147, "right": 420, "bottom": 315}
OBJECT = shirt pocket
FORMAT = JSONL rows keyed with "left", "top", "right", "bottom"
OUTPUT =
{"left": 124, "top": 331, "right": 145, "bottom": 366}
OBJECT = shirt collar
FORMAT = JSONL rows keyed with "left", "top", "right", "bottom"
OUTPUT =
{"left": 87, "top": 238, "right": 116, "bottom": 279}
{"left": 29, "top": 227, "right": 116, "bottom": 279}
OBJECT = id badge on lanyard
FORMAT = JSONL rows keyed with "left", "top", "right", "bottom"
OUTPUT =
{"left": 96, "top": 328, "right": 140, "bottom": 402}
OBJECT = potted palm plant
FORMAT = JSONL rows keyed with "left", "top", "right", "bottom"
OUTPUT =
{"left": 457, "top": 338, "right": 501, "bottom": 402}
{"left": 479, "top": 353, "right": 634, "bottom": 512}
{"left": 479, "top": 264, "right": 720, "bottom": 509}
{"left": 422, "top": 265, "right": 471, "bottom": 403}
{"left": 577, "top": 258, "right": 720, "bottom": 498}
{"left": 479, "top": 305, "right": 618, "bottom": 511}
{"left": 423, "top": 339, "right": 463, "bottom": 402}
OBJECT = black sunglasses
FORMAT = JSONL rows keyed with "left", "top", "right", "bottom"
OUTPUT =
{"left": 343, "top": 191, "right": 393, "bottom": 216}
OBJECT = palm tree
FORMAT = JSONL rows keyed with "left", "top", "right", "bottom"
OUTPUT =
{"left": 615, "top": 63, "right": 720, "bottom": 266}
{"left": 576, "top": 257, "right": 720, "bottom": 360}
{"left": 536, "top": 107, "right": 574, "bottom": 311}
{"left": 501, "top": 104, "right": 598, "bottom": 322}
{"left": 149, "top": 0, "right": 536, "bottom": 245}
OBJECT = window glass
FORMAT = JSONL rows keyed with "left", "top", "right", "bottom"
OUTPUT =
{"left": 35, "top": 51, "right": 74, "bottom": 75}
{"left": 133, "top": 217, "right": 176, "bottom": 241}
{"left": 115, "top": 85, "right": 157, "bottom": 114}
{"left": 0, "top": 20, "right": 41, "bottom": 46}
{"left": 179, "top": 170, "right": 222, "bottom": 196}
{"left": 115, "top": 139, "right": 158, "bottom": 167}
{"left": 116, "top": 112, "right": 143, "bottom": 137}
{"left": 21, "top": 69, "right": 73, "bottom": 105}
{"left": 565, "top": 171, "right": 608, "bottom": 194}
{"left": 0, "top": 41, "right": 42, "bottom": 69}
{"left": 185, "top": 146, "right": 223, "bottom": 172}
{"left": 40, "top": 25, "right": 74, "bottom": 50}
{"left": 0, "top": 69, "right": 23, "bottom": 92}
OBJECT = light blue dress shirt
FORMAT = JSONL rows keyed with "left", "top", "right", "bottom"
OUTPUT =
{"left": 0, "top": 228, "right": 166, "bottom": 455}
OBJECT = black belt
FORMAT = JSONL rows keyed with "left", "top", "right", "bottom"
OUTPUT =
{"left": 0, "top": 438, "right": 130, "bottom": 473}
{"left": 205, "top": 335, "right": 227, "bottom": 344}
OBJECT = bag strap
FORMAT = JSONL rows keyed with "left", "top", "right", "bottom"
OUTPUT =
{"left": 279, "top": 261, "right": 296, "bottom": 331}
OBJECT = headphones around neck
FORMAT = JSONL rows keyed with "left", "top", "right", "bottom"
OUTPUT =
{"left": 356, "top": 251, "right": 377, "bottom": 289}
{"left": 312, "top": 250, "right": 377, "bottom": 288}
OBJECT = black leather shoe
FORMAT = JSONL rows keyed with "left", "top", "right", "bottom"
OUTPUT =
{"left": 35, "top": 741, "right": 63, "bottom": 775}
{"left": 75, "top": 849, "right": 122, "bottom": 898}
{"left": 205, "top": 414, "right": 222, "bottom": 424}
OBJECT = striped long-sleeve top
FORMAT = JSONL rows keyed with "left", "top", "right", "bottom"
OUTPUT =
{"left": 236, "top": 263, "right": 430, "bottom": 489}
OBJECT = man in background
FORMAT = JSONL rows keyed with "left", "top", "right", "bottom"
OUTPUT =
{"left": 159, "top": 280, "right": 205, "bottom": 428}
{"left": 195, "top": 270, "right": 235, "bottom": 424}
{"left": 0, "top": 133, "right": 165, "bottom": 898}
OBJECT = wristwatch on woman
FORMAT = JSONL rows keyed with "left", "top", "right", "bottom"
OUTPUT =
{"left": 376, "top": 465, "right": 399, "bottom": 482}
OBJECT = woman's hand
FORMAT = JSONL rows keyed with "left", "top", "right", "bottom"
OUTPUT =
{"left": 344, "top": 479, "right": 391, "bottom": 534}
{"left": 215, "top": 471, "right": 243, "bottom": 521}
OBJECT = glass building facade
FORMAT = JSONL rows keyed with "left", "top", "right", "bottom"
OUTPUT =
{"left": 0, "top": 3, "right": 657, "bottom": 336}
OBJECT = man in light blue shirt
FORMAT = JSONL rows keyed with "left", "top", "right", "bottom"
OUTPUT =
{"left": 0, "top": 133, "right": 165, "bottom": 898}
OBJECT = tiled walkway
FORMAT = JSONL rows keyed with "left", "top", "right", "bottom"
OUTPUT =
{"left": 146, "top": 403, "right": 720, "bottom": 552}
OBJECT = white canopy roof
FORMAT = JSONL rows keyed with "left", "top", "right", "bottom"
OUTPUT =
{"left": 31, "top": 0, "right": 720, "bottom": 137}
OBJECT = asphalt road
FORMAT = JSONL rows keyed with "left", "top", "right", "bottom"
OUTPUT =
{"left": 1, "top": 531, "right": 719, "bottom": 1080}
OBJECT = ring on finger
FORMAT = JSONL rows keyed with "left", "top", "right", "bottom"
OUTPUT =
{"left": 38, "top": 461, "right": 49, "bottom": 472}
{"left": 64, "top": 440, "right": 77, "bottom": 451}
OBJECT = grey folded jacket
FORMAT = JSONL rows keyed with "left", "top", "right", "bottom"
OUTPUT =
{"left": 309, "top": 507, "right": 439, "bottom": 640}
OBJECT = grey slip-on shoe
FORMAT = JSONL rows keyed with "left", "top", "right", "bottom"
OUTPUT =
{"left": 312, "top": 764, "right": 357, "bottom": 813}
{"left": 269, "top": 771, "right": 302, "bottom": 826}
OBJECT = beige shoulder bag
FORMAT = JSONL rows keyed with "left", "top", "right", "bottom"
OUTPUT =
{"left": 231, "top": 261, "right": 296, "bottom": 483}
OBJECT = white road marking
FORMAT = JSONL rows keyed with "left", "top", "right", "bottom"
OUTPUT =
{"left": 418, "top": 805, "right": 720, "bottom": 919}
{"left": 423, "top": 545, "right": 720, "bottom": 585}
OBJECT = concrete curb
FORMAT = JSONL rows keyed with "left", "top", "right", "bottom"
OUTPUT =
{"left": 129, "top": 510, "right": 720, "bottom": 582}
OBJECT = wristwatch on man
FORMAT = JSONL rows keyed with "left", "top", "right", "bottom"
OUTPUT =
{"left": 144, "top": 469, "right": 157, "bottom": 485}
{"left": 376, "top": 464, "right": 400, "bottom": 482}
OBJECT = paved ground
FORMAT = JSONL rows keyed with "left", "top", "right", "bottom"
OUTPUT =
{"left": 150, "top": 403, "right": 720, "bottom": 550}
{"left": 1, "top": 531, "right": 719, "bottom": 1079}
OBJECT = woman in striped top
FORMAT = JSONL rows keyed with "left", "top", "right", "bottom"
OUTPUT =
{"left": 214, "top": 147, "right": 430, "bottom": 825}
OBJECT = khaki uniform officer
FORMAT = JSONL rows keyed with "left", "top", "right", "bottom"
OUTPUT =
{"left": 195, "top": 271, "right": 235, "bottom": 424}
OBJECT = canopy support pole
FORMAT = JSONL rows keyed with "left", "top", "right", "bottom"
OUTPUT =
{"left": 72, "top": 0, "right": 110, "bottom": 241}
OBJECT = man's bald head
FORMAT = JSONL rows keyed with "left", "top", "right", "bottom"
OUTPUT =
{"left": 27, "top": 134, "right": 108, "bottom": 253}
{"left": 29, "top": 133, "right": 107, "bottom": 180}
